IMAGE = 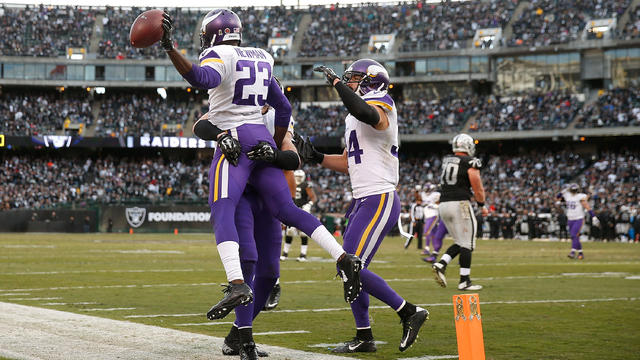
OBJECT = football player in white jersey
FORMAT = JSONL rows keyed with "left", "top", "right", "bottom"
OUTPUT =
{"left": 162, "top": 10, "right": 362, "bottom": 357}
{"left": 421, "top": 183, "right": 440, "bottom": 255}
{"left": 558, "top": 183, "right": 599, "bottom": 259}
{"left": 299, "top": 59, "right": 428, "bottom": 353}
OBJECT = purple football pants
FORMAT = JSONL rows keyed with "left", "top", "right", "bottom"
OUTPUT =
{"left": 422, "top": 216, "right": 438, "bottom": 249}
{"left": 208, "top": 123, "right": 323, "bottom": 244}
{"left": 233, "top": 186, "right": 282, "bottom": 328}
{"left": 428, "top": 219, "right": 449, "bottom": 253}
{"left": 568, "top": 219, "right": 583, "bottom": 251}
{"left": 342, "top": 191, "right": 403, "bottom": 328}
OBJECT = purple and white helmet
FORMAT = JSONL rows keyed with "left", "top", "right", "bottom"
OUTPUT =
{"left": 200, "top": 9, "right": 242, "bottom": 52}
{"left": 342, "top": 59, "right": 390, "bottom": 95}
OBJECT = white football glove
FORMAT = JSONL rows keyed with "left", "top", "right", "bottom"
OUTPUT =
{"left": 302, "top": 201, "right": 313, "bottom": 213}
{"left": 591, "top": 216, "right": 600, "bottom": 227}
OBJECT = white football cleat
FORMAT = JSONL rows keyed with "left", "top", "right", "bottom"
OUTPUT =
{"left": 458, "top": 280, "right": 483, "bottom": 291}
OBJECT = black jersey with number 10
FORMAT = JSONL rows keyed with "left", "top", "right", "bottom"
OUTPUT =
{"left": 438, "top": 154, "right": 482, "bottom": 202}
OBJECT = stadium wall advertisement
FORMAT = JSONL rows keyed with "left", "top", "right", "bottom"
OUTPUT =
{"left": 100, "top": 205, "right": 211, "bottom": 233}
{"left": 0, "top": 206, "right": 211, "bottom": 233}
{"left": 1, "top": 135, "right": 216, "bottom": 149}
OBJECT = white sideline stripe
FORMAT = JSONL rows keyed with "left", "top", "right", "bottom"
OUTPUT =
{"left": 625, "top": 275, "right": 640, "bottom": 279}
{"left": 308, "top": 340, "right": 388, "bottom": 348}
{"left": 1, "top": 272, "right": 636, "bottom": 293}
{"left": 0, "top": 293, "right": 30, "bottom": 296}
{"left": 175, "top": 321, "right": 233, "bottom": 326}
{"left": 1, "top": 269, "right": 200, "bottom": 275}
{"left": 88, "top": 249, "right": 185, "bottom": 254}
{"left": 80, "top": 307, "right": 137, "bottom": 312}
{"left": 1, "top": 244, "right": 56, "bottom": 248}
{"left": 0, "top": 302, "right": 354, "bottom": 360}
{"left": 42, "top": 302, "right": 98, "bottom": 306}
{"left": 254, "top": 330, "right": 310, "bottom": 335}
{"left": 124, "top": 297, "right": 639, "bottom": 318}
{"left": 127, "top": 313, "right": 202, "bottom": 318}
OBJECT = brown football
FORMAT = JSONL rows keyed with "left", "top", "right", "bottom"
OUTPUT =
{"left": 129, "top": 9, "right": 164, "bottom": 48}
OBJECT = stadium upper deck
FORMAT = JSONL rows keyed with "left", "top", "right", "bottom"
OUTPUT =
{"left": 1, "top": 1, "right": 640, "bottom": 139}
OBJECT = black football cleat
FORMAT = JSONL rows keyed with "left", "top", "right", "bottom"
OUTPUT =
{"left": 399, "top": 307, "right": 429, "bottom": 352}
{"left": 337, "top": 253, "right": 362, "bottom": 303}
{"left": 222, "top": 337, "right": 268, "bottom": 357}
{"left": 239, "top": 341, "right": 259, "bottom": 360}
{"left": 263, "top": 283, "right": 281, "bottom": 311}
{"left": 207, "top": 282, "right": 253, "bottom": 320}
{"left": 331, "top": 337, "right": 376, "bottom": 353}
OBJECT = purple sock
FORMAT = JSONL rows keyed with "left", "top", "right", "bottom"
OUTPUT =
{"left": 251, "top": 276, "right": 278, "bottom": 320}
{"left": 360, "top": 268, "right": 404, "bottom": 311}
{"left": 350, "top": 291, "right": 371, "bottom": 328}
{"left": 233, "top": 261, "right": 256, "bottom": 328}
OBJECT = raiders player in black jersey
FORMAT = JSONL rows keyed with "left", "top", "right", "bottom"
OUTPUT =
{"left": 432, "top": 134, "right": 488, "bottom": 291}
{"left": 281, "top": 169, "right": 317, "bottom": 261}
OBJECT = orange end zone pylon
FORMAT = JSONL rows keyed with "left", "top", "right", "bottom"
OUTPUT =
{"left": 453, "top": 293, "right": 485, "bottom": 360}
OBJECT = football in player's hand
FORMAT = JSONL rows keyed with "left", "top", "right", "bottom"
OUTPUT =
{"left": 129, "top": 9, "right": 164, "bottom": 48}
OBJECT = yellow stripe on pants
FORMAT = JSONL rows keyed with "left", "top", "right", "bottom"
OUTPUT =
{"left": 356, "top": 193, "right": 386, "bottom": 257}
{"left": 213, "top": 154, "right": 226, "bottom": 202}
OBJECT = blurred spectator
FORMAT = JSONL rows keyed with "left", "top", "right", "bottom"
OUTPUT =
{"left": 401, "top": 0, "right": 516, "bottom": 52}
{"left": 0, "top": 4, "right": 96, "bottom": 57}
{"left": 575, "top": 87, "right": 640, "bottom": 128}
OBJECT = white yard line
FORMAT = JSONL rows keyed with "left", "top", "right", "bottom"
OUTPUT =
{"left": 175, "top": 322, "right": 233, "bottom": 326}
{"left": 123, "top": 297, "right": 639, "bottom": 318}
{"left": 80, "top": 307, "right": 137, "bottom": 312}
{"left": 0, "top": 302, "right": 356, "bottom": 360}
{"left": 42, "top": 302, "right": 98, "bottom": 306}
{"left": 2, "top": 269, "right": 200, "bottom": 275}
{"left": 1, "top": 271, "right": 635, "bottom": 293}
{"left": 0, "top": 293, "right": 30, "bottom": 296}
{"left": 254, "top": 330, "right": 310, "bottom": 335}
{"left": 8, "top": 297, "right": 62, "bottom": 301}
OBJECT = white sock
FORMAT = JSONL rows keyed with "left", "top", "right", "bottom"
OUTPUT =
{"left": 441, "top": 254, "right": 452, "bottom": 264}
{"left": 217, "top": 241, "right": 243, "bottom": 282}
{"left": 300, "top": 245, "right": 308, "bottom": 256}
{"left": 460, "top": 268, "right": 470, "bottom": 276}
{"left": 310, "top": 226, "right": 344, "bottom": 261}
{"left": 283, "top": 242, "right": 291, "bottom": 255}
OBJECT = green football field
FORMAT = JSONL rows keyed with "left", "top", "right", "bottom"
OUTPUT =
{"left": 1, "top": 233, "right": 639, "bottom": 360}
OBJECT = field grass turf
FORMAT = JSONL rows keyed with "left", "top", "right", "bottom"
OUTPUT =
{"left": 1, "top": 233, "right": 639, "bottom": 359}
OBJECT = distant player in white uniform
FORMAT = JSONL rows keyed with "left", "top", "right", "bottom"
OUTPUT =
{"left": 558, "top": 183, "right": 599, "bottom": 259}
{"left": 432, "top": 134, "right": 488, "bottom": 291}
{"left": 421, "top": 183, "right": 440, "bottom": 255}
{"left": 299, "top": 59, "right": 428, "bottom": 353}
{"left": 281, "top": 169, "right": 317, "bottom": 261}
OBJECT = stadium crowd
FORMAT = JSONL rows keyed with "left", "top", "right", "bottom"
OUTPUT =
{"left": 0, "top": 4, "right": 96, "bottom": 57}
{"left": 98, "top": 6, "right": 199, "bottom": 59}
{"left": 0, "top": 155, "right": 209, "bottom": 210}
{"left": 94, "top": 93, "right": 192, "bottom": 137}
{"left": 575, "top": 87, "right": 640, "bottom": 128}
{"left": 0, "top": 92, "right": 94, "bottom": 136}
{"left": 2, "top": 147, "right": 638, "bottom": 242}
{"left": 4, "top": 87, "right": 640, "bottom": 136}
{"left": 3, "top": 0, "right": 640, "bottom": 58}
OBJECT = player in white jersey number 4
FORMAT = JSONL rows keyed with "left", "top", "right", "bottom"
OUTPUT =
{"left": 297, "top": 60, "right": 428, "bottom": 353}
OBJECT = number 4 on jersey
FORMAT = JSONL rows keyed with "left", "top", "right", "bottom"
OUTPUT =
{"left": 348, "top": 130, "right": 363, "bottom": 164}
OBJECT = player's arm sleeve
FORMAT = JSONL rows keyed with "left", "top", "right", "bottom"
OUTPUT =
{"left": 273, "top": 132, "right": 300, "bottom": 170}
{"left": 334, "top": 81, "right": 380, "bottom": 126}
{"left": 193, "top": 118, "right": 224, "bottom": 140}
{"left": 266, "top": 79, "right": 292, "bottom": 128}
{"left": 182, "top": 64, "right": 222, "bottom": 89}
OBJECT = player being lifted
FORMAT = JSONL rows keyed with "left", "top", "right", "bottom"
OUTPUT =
{"left": 432, "top": 134, "right": 488, "bottom": 291}
{"left": 557, "top": 183, "right": 599, "bottom": 259}
{"left": 299, "top": 59, "right": 428, "bottom": 353}
{"left": 161, "top": 8, "right": 362, "bottom": 329}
